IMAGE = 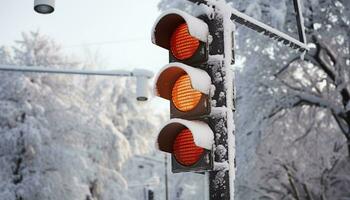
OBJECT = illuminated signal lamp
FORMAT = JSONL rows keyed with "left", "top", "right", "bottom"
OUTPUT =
{"left": 170, "top": 23, "right": 200, "bottom": 61}
{"left": 152, "top": 9, "right": 209, "bottom": 65}
{"left": 168, "top": 22, "right": 206, "bottom": 65}
{"left": 154, "top": 63, "right": 211, "bottom": 120}
{"left": 173, "top": 128, "right": 204, "bottom": 166}
{"left": 172, "top": 74, "right": 202, "bottom": 112}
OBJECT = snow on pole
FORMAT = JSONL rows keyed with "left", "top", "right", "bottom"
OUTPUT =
{"left": 187, "top": 0, "right": 309, "bottom": 52}
{"left": 230, "top": 7, "right": 309, "bottom": 52}
{"left": 0, "top": 64, "right": 154, "bottom": 78}
{"left": 219, "top": 3, "right": 235, "bottom": 200}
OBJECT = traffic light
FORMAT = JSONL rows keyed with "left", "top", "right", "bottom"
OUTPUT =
{"left": 147, "top": 189, "right": 154, "bottom": 200}
{"left": 152, "top": 9, "right": 208, "bottom": 65}
{"left": 152, "top": 6, "right": 234, "bottom": 199}
{"left": 152, "top": 9, "right": 215, "bottom": 173}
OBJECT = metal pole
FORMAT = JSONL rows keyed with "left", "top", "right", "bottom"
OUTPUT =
{"left": 186, "top": 0, "right": 309, "bottom": 52}
{"left": 204, "top": 172, "right": 209, "bottom": 200}
{"left": 205, "top": 13, "right": 232, "bottom": 200}
{"left": 0, "top": 65, "right": 153, "bottom": 78}
{"left": 164, "top": 154, "right": 169, "bottom": 200}
{"left": 293, "top": 0, "right": 307, "bottom": 44}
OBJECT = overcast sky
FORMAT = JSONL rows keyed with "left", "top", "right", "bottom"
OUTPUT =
{"left": 0, "top": 0, "right": 171, "bottom": 108}
{"left": 0, "top": 0, "right": 168, "bottom": 72}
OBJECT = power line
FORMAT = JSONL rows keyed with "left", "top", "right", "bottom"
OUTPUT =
{"left": 62, "top": 38, "right": 148, "bottom": 48}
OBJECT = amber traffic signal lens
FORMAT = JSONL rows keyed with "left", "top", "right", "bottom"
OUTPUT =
{"left": 172, "top": 74, "right": 202, "bottom": 112}
{"left": 173, "top": 128, "right": 204, "bottom": 166}
{"left": 170, "top": 23, "right": 200, "bottom": 60}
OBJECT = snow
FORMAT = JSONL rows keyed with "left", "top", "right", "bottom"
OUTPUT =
{"left": 346, "top": 101, "right": 350, "bottom": 112}
{"left": 151, "top": 9, "right": 209, "bottom": 46}
{"left": 210, "top": 106, "right": 228, "bottom": 117}
{"left": 231, "top": 0, "right": 350, "bottom": 199}
{"left": 209, "top": 1, "right": 236, "bottom": 199}
{"left": 230, "top": 7, "right": 309, "bottom": 51}
{"left": 153, "top": 62, "right": 212, "bottom": 99}
{"left": 0, "top": 31, "right": 166, "bottom": 200}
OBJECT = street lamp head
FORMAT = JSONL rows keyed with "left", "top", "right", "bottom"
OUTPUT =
{"left": 133, "top": 69, "right": 154, "bottom": 102}
{"left": 34, "top": 0, "right": 55, "bottom": 14}
{"left": 136, "top": 76, "right": 149, "bottom": 102}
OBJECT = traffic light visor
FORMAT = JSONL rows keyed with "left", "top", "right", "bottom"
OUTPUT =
{"left": 156, "top": 118, "right": 214, "bottom": 153}
{"left": 154, "top": 62, "right": 211, "bottom": 100}
{"left": 152, "top": 9, "right": 209, "bottom": 50}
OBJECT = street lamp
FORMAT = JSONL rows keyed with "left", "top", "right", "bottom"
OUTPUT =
{"left": 34, "top": 0, "right": 55, "bottom": 14}
{"left": 0, "top": 65, "right": 154, "bottom": 101}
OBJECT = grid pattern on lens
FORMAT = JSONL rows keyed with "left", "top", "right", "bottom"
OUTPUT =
{"left": 170, "top": 23, "right": 200, "bottom": 60}
{"left": 172, "top": 74, "right": 202, "bottom": 112}
{"left": 173, "top": 128, "right": 204, "bottom": 166}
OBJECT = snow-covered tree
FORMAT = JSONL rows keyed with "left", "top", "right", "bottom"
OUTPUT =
{"left": 231, "top": 0, "right": 350, "bottom": 199}
{"left": 0, "top": 31, "right": 164, "bottom": 200}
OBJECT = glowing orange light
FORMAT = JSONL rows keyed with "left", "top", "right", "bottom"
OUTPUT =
{"left": 173, "top": 128, "right": 204, "bottom": 166}
{"left": 172, "top": 74, "right": 202, "bottom": 112}
{"left": 170, "top": 23, "right": 200, "bottom": 60}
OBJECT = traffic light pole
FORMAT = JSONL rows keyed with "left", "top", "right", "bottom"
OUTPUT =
{"left": 181, "top": 1, "right": 236, "bottom": 199}
{"left": 204, "top": 10, "right": 234, "bottom": 200}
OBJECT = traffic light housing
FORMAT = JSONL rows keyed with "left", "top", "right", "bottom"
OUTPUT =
{"left": 152, "top": 5, "right": 234, "bottom": 199}
{"left": 156, "top": 119, "right": 214, "bottom": 173}
{"left": 154, "top": 63, "right": 211, "bottom": 119}
{"left": 152, "top": 9, "right": 209, "bottom": 65}
{"left": 152, "top": 9, "right": 215, "bottom": 173}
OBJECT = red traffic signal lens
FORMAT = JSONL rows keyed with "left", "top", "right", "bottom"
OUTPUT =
{"left": 172, "top": 74, "right": 202, "bottom": 112}
{"left": 170, "top": 23, "right": 200, "bottom": 60}
{"left": 173, "top": 128, "right": 204, "bottom": 166}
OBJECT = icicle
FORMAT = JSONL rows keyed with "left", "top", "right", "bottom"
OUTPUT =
{"left": 300, "top": 50, "right": 306, "bottom": 60}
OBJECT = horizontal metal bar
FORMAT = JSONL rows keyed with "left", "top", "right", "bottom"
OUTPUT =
{"left": 0, "top": 65, "right": 153, "bottom": 78}
{"left": 230, "top": 8, "right": 309, "bottom": 52}
{"left": 186, "top": 0, "right": 309, "bottom": 52}
{"left": 134, "top": 155, "right": 164, "bottom": 163}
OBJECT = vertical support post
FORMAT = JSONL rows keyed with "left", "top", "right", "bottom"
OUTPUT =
{"left": 203, "top": 10, "right": 234, "bottom": 200}
{"left": 164, "top": 154, "right": 169, "bottom": 200}
{"left": 204, "top": 172, "right": 210, "bottom": 200}
{"left": 293, "top": 0, "right": 307, "bottom": 44}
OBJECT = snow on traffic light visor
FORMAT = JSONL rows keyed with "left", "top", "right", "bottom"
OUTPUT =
{"left": 156, "top": 118, "right": 214, "bottom": 155}
{"left": 151, "top": 9, "right": 209, "bottom": 50}
{"left": 154, "top": 63, "right": 211, "bottom": 101}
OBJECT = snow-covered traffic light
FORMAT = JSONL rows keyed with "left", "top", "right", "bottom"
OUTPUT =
{"left": 156, "top": 119, "right": 214, "bottom": 172}
{"left": 152, "top": 9, "right": 209, "bottom": 65}
{"left": 152, "top": 4, "right": 235, "bottom": 199}
{"left": 152, "top": 9, "right": 215, "bottom": 173}
{"left": 154, "top": 63, "right": 211, "bottom": 119}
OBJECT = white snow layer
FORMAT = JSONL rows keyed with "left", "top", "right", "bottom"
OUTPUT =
{"left": 213, "top": 0, "right": 236, "bottom": 199}
{"left": 0, "top": 33, "right": 165, "bottom": 199}
{"left": 151, "top": 8, "right": 209, "bottom": 43}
